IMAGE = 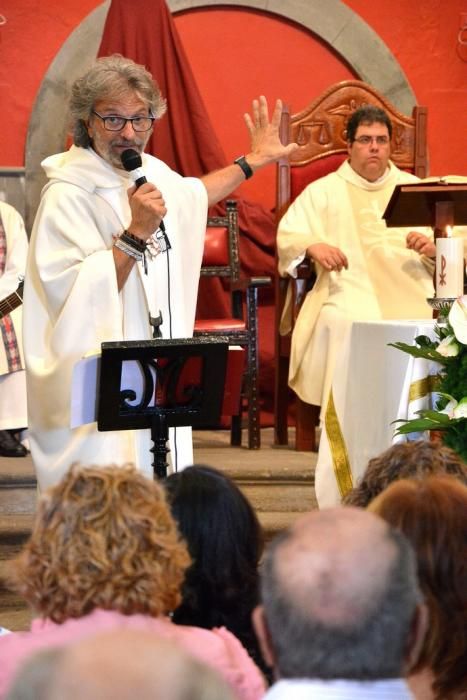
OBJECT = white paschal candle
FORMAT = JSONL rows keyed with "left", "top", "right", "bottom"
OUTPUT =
{"left": 435, "top": 235, "right": 464, "bottom": 298}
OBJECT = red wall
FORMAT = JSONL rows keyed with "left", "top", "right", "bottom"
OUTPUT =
{"left": 173, "top": 8, "right": 355, "bottom": 207}
{"left": 1, "top": 0, "right": 466, "bottom": 208}
{"left": 344, "top": 0, "right": 467, "bottom": 182}
{"left": 0, "top": 0, "right": 100, "bottom": 163}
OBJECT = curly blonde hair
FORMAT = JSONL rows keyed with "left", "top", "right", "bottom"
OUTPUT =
{"left": 9, "top": 464, "right": 191, "bottom": 624}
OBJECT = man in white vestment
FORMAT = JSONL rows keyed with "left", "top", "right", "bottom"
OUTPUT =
{"left": 23, "top": 55, "right": 297, "bottom": 490}
{"left": 0, "top": 202, "right": 28, "bottom": 457}
{"left": 277, "top": 105, "right": 438, "bottom": 416}
{"left": 253, "top": 507, "right": 427, "bottom": 700}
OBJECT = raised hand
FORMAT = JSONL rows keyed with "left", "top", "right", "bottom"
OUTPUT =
{"left": 243, "top": 96, "right": 298, "bottom": 168}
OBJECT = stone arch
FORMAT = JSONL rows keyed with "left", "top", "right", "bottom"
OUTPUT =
{"left": 25, "top": 0, "right": 415, "bottom": 229}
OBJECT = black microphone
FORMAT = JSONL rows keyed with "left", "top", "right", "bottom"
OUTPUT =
{"left": 121, "top": 148, "right": 166, "bottom": 234}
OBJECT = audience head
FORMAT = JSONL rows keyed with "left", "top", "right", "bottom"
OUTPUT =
{"left": 6, "top": 630, "right": 236, "bottom": 700}
{"left": 253, "top": 507, "right": 425, "bottom": 682}
{"left": 344, "top": 440, "right": 467, "bottom": 507}
{"left": 369, "top": 475, "right": 467, "bottom": 700}
{"left": 69, "top": 54, "right": 167, "bottom": 150}
{"left": 10, "top": 464, "right": 190, "bottom": 623}
{"left": 4, "top": 647, "right": 64, "bottom": 700}
{"left": 164, "top": 465, "right": 263, "bottom": 630}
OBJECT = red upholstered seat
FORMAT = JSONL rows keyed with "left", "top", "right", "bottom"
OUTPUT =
{"left": 194, "top": 318, "right": 246, "bottom": 332}
{"left": 290, "top": 154, "right": 347, "bottom": 201}
{"left": 194, "top": 200, "right": 270, "bottom": 449}
{"left": 274, "top": 80, "right": 428, "bottom": 451}
{"left": 201, "top": 227, "right": 230, "bottom": 266}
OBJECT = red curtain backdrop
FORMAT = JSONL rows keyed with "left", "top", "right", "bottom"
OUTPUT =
{"left": 98, "top": 0, "right": 278, "bottom": 421}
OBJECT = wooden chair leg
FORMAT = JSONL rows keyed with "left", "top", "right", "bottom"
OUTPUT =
{"left": 295, "top": 399, "right": 320, "bottom": 452}
{"left": 246, "top": 286, "right": 260, "bottom": 450}
{"left": 274, "top": 355, "right": 290, "bottom": 446}
{"left": 230, "top": 354, "right": 245, "bottom": 446}
{"left": 229, "top": 365, "right": 260, "bottom": 448}
{"left": 246, "top": 365, "right": 260, "bottom": 450}
{"left": 231, "top": 414, "right": 242, "bottom": 446}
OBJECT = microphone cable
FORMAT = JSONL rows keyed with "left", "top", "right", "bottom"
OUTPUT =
{"left": 160, "top": 224, "right": 177, "bottom": 471}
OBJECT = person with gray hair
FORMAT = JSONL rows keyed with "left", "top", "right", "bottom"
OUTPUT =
{"left": 253, "top": 507, "right": 427, "bottom": 699}
{"left": 22, "top": 54, "right": 298, "bottom": 490}
{"left": 5, "top": 630, "right": 237, "bottom": 700}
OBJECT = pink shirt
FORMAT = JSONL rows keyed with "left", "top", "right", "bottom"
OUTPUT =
{"left": 0, "top": 609, "right": 266, "bottom": 699}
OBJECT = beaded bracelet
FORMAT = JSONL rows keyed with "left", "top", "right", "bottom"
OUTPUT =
{"left": 120, "top": 230, "right": 147, "bottom": 253}
{"left": 114, "top": 237, "right": 143, "bottom": 261}
{"left": 115, "top": 237, "right": 148, "bottom": 274}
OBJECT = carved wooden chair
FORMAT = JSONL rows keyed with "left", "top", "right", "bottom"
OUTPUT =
{"left": 194, "top": 199, "right": 270, "bottom": 449}
{"left": 274, "top": 79, "right": 429, "bottom": 451}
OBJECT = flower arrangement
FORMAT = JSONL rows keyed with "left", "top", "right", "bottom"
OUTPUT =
{"left": 390, "top": 296, "right": 467, "bottom": 462}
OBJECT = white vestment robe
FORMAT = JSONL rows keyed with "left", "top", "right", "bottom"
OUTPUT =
{"left": 0, "top": 202, "right": 28, "bottom": 430}
{"left": 277, "top": 160, "right": 435, "bottom": 413}
{"left": 23, "top": 146, "right": 207, "bottom": 490}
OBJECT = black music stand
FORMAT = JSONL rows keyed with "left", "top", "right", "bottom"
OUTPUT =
{"left": 96, "top": 336, "right": 229, "bottom": 479}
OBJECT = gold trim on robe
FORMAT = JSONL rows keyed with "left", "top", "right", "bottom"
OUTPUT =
{"left": 324, "top": 389, "right": 353, "bottom": 498}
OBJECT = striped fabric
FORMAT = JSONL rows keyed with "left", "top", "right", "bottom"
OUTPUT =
{"left": 0, "top": 214, "right": 22, "bottom": 372}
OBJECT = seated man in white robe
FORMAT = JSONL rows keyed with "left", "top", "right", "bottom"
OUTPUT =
{"left": 23, "top": 54, "right": 298, "bottom": 490}
{"left": 277, "top": 105, "right": 442, "bottom": 420}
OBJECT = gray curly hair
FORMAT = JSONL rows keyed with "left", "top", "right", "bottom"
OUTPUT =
{"left": 69, "top": 54, "right": 167, "bottom": 148}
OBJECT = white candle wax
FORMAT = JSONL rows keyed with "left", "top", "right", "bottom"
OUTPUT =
{"left": 435, "top": 237, "right": 464, "bottom": 298}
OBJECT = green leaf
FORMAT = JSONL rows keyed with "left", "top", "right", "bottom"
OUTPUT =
{"left": 394, "top": 419, "right": 443, "bottom": 434}
{"left": 416, "top": 410, "right": 451, "bottom": 424}
{"left": 414, "top": 334, "right": 436, "bottom": 348}
{"left": 388, "top": 342, "right": 448, "bottom": 363}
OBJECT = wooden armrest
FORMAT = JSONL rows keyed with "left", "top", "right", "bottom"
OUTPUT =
{"left": 296, "top": 259, "right": 314, "bottom": 279}
{"left": 231, "top": 276, "right": 271, "bottom": 292}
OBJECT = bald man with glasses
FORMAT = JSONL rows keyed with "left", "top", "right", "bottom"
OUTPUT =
{"left": 277, "top": 104, "right": 438, "bottom": 429}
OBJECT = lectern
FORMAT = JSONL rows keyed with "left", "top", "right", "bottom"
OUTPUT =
{"left": 383, "top": 179, "right": 467, "bottom": 231}
{"left": 96, "top": 336, "right": 229, "bottom": 479}
{"left": 383, "top": 179, "right": 467, "bottom": 309}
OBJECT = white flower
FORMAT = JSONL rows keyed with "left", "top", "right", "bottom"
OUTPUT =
{"left": 436, "top": 335, "right": 460, "bottom": 357}
{"left": 453, "top": 397, "right": 467, "bottom": 419}
{"left": 449, "top": 296, "right": 467, "bottom": 345}
{"left": 439, "top": 397, "right": 458, "bottom": 418}
{"left": 438, "top": 394, "right": 467, "bottom": 419}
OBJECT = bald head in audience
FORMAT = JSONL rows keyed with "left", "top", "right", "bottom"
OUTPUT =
{"left": 6, "top": 630, "right": 236, "bottom": 700}
{"left": 253, "top": 507, "right": 427, "bottom": 682}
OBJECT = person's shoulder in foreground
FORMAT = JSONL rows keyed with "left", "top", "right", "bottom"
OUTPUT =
{"left": 4, "top": 629, "right": 238, "bottom": 700}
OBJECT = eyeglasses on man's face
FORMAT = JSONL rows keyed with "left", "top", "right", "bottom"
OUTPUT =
{"left": 353, "top": 135, "right": 390, "bottom": 146}
{"left": 92, "top": 111, "right": 155, "bottom": 132}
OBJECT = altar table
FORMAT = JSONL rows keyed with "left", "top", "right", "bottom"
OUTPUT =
{"left": 315, "top": 319, "right": 438, "bottom": 508}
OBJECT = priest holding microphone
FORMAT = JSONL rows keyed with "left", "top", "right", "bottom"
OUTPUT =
{"left": 23, "top": 54, "right": 297, "bottom": 490}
